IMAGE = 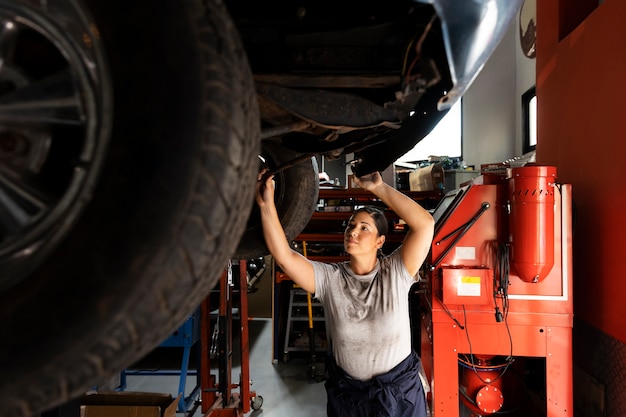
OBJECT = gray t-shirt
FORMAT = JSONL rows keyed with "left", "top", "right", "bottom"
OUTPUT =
{"left": 312, "top": 248, "right": 416, "bottom": 381}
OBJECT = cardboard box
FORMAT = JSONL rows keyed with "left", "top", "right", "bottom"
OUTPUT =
{"left": 409, "top": 164, "right": 444, "bottom": 191}
{"left": 80, "top": 392, "right": 181, "bottom": 417}
{"left": 444, "top": 169, "right": 480, "bottom": 190}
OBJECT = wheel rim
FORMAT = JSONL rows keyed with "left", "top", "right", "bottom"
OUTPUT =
{"left": 0, "top": 1, "right": 110, "bottom": 291}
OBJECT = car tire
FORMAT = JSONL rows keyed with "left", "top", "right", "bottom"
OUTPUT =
{"left": 234, "top": 142, "right": 319, "bottom": 260}
{"left": 0, "top": 1, "right": 259, "bottom": 416}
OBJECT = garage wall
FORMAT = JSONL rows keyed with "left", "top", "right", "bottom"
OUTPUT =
{"left": 537, "top": 0, "right": 626, "bottom": 345}
{"left": 462, "top": 24, "right": 516, "bottom": 167}
{"left": 462, "top": 12, "right": 536, "bottom": 168}
{"left": 537, "top": 0, "right": 626, "bottom": 414}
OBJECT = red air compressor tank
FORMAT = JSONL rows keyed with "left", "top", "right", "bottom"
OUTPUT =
{"left": 459, "top": 355, "right": 506, "bottom": 415}
{"left": 508, "top": 165, "right": 557, "bottom": 283}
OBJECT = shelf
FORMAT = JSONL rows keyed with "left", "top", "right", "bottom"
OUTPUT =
{"left": 309, "top": 211, "right": 356, "bottom": 220}
{"left": 293, "top": 187, "right": 442, "bottom": 256}
{"left": 306, "top": 255, "right": 348, "bottom": 263}
{"left": 318, "top": 188, "right": 443, "bottom": 200}
{"left": 296, "top": 233, "right": 343, "bottom": 242}
{"left": 296, "top": 232, "right": 407, "bottom": 242}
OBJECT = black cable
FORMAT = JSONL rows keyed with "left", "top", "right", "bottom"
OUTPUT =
{"left": 494, "top": 243, "right": 510, "bottom": 322}
{"left": 462, "top": 306, "right": 514, "bottom": 386}
{"left": 435, "top": 289, "right": 465, "bottom": 329}
{"left": 491, "top": 243, "right": 514, "bottom": 363}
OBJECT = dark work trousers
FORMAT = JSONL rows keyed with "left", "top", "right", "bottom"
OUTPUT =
{"left": 325, "top": 350, "right": 427, "bottom": 417}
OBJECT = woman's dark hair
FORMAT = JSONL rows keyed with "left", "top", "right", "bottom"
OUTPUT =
{"left": 351, "top": 206, "right": 388, "bottom": 236}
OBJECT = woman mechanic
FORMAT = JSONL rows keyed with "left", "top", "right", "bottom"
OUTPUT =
{"left": 256, "top": 170, "right": 434, "bottom": 417}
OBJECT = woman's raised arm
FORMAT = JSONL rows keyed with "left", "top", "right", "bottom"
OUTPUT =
{"left": 355, "top": 172, "right": 434, "bottom": 277}
{"left": 256, "top": 172, "right": 316, "bottom": 293}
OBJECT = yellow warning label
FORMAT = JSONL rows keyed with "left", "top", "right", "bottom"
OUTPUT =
{"left": 458, "top": 276, "right": 481, "bottom": 296}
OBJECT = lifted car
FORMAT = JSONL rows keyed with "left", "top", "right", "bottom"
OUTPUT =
{"left": 0, "top": 0, "right": 521, "bottom": 415}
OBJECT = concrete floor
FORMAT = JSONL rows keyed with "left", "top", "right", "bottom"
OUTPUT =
{"left": 122, "top": 316, "right": 543, "bottom": 417}
{"left": 124, "top": 317, "right": 327, "bottom": 417}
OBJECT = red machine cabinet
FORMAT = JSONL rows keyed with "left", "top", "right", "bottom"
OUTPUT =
{"left": 419, "top": 167, "right": 573, "bottom": 417}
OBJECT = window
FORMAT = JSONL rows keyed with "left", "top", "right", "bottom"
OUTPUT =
{"left": 522, "top": 86, "right": 536, "bottom": 154}
{"left": 396, "top": 100, "right": 462, "bottom": 163}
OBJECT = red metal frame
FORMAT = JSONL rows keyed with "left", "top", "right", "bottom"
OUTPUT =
{"left": 200, "top": 261, "right": 257, "bottom": 417}
{"left": 420, "top": 172, "right": 573, "bottom": 416}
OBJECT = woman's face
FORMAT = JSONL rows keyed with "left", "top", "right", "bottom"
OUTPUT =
{"left": 344, "top": 211, "right": 385, "bottom": 256}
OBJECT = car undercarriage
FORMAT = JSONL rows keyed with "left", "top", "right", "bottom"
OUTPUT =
{"left": 0, "top": 1, "right": 522, "bottom": 416}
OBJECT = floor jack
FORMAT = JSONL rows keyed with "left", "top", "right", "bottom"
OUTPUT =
{"left": 199, "top": 260, "right": 263, "bottom": 416}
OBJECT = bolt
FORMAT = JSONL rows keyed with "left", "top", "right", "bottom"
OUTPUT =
{"left": 0, "top": 131, "right": 29, "bottom": 156}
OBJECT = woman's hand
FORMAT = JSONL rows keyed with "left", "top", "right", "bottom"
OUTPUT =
{"left": 354, "top": 171, "right": 384, "bottom": 192}
{"left": 255, "top": 169, "right": 275, "bottom": 208}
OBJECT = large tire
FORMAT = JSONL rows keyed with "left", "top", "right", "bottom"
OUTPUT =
{"left": 0, "top": 1, "right": 259, "bottom": 416}
{"left": 234, "top": 142, "right": 319, "bottom": 259}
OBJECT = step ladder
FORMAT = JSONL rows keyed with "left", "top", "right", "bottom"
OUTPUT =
{"left": 283, "top": 288, "right": 326, "bottom": 362}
